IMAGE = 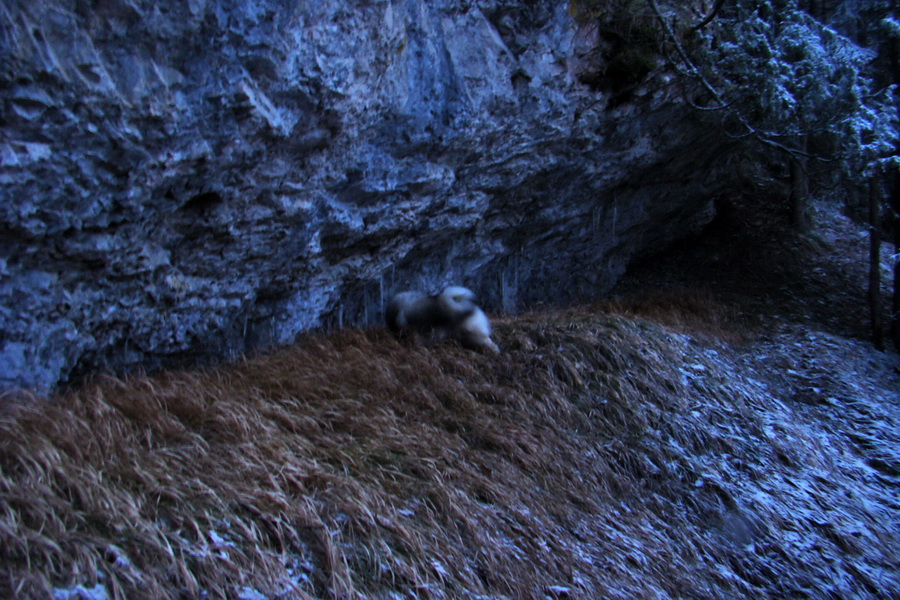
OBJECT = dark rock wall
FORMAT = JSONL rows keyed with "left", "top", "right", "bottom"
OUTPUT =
{"left": 1, "top": 0, "right": 728, "bottom": 391}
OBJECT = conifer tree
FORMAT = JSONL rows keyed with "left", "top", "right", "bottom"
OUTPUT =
{"left": 650, "top": 0, "right": 898, "bottom": 346}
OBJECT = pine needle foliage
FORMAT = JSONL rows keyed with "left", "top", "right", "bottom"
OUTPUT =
{"left": 655, "top": 0, "right": 897, "bottom": 178}
{"left": 573, "top": 0, "right": 897, "bottom": 178}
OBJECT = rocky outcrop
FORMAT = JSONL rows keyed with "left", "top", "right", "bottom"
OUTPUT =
{"left": 0, "top": 0, "right": 728, "bottom": 391}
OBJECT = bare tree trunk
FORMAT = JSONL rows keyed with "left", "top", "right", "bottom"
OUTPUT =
{"left": 869, "top": 178, "right": 885, "bottom": 351}
{"left": 801, "top": 0, "right": 835, "bottom": 20}
{"left": 807, "top": 0, "right": 823, "bottom": 19}
{"left": 790, "top": 148, "right": 810, "bottom": 232}
{"left": 890, "top": 19, "right": 900, "bottom": 350}
{"left": 892, "top": 168, "right": 900, "bottom": 349}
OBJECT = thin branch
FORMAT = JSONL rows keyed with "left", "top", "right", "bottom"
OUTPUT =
{"left": 692, "top": 0, "right": 728, "bottom": 32}
{"left": 648, "top": 0, "right": 733, "bottom": 110}
{"left": 647, "top": 0, "right": 832, "bottom": 164}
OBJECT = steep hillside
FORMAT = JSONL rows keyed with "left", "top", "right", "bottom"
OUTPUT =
{"left": 0, "top": 0, "right": 727, "bottom": 391}
{"left": 3, "top": 247, "right": 899, "bottom": 600}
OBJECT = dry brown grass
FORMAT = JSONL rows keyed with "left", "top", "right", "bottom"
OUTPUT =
{"left": 602, "top": 287, "right": 753, "bottom": 345}
{"left": 1, "top": 306, "right": 898, "bottom": 599}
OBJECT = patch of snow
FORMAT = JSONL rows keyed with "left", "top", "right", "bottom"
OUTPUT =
{"left": 53, "top": 584, "right": 108, "bottom": 600}
{"left": 238, "top": 587, "right": 268, "bottom": 600}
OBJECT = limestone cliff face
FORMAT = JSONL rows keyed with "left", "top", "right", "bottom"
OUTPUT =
{"left": 0, "top": 0, "right": 726, "bottom": 391}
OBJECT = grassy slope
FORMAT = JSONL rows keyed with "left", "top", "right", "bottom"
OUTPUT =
{"left": 2, "top": 201, "right": 899, "bottom": 599}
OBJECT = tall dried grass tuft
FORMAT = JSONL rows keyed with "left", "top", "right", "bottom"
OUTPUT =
{"left": 1, "top": 309, "right": 897, "bottom": 598}
{"left": 605, "top": 287, "right": 753, "bottom": 344}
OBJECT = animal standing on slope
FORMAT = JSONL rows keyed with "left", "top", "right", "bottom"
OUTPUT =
{"left": 385, "top": 286, "right": 500, "bottom": 354}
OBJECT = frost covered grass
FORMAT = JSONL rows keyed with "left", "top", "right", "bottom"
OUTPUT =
{"left": 2, "top": 299, "right": 898, "bottom": 599}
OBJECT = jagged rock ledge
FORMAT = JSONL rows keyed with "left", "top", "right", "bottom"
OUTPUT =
{"left": 0, "top": 0, "right": 727, "bottom": 391}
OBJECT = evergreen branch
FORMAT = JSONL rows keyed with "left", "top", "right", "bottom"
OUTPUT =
{"left": 647, "top": 0, "right": 830, "bottom": 163}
